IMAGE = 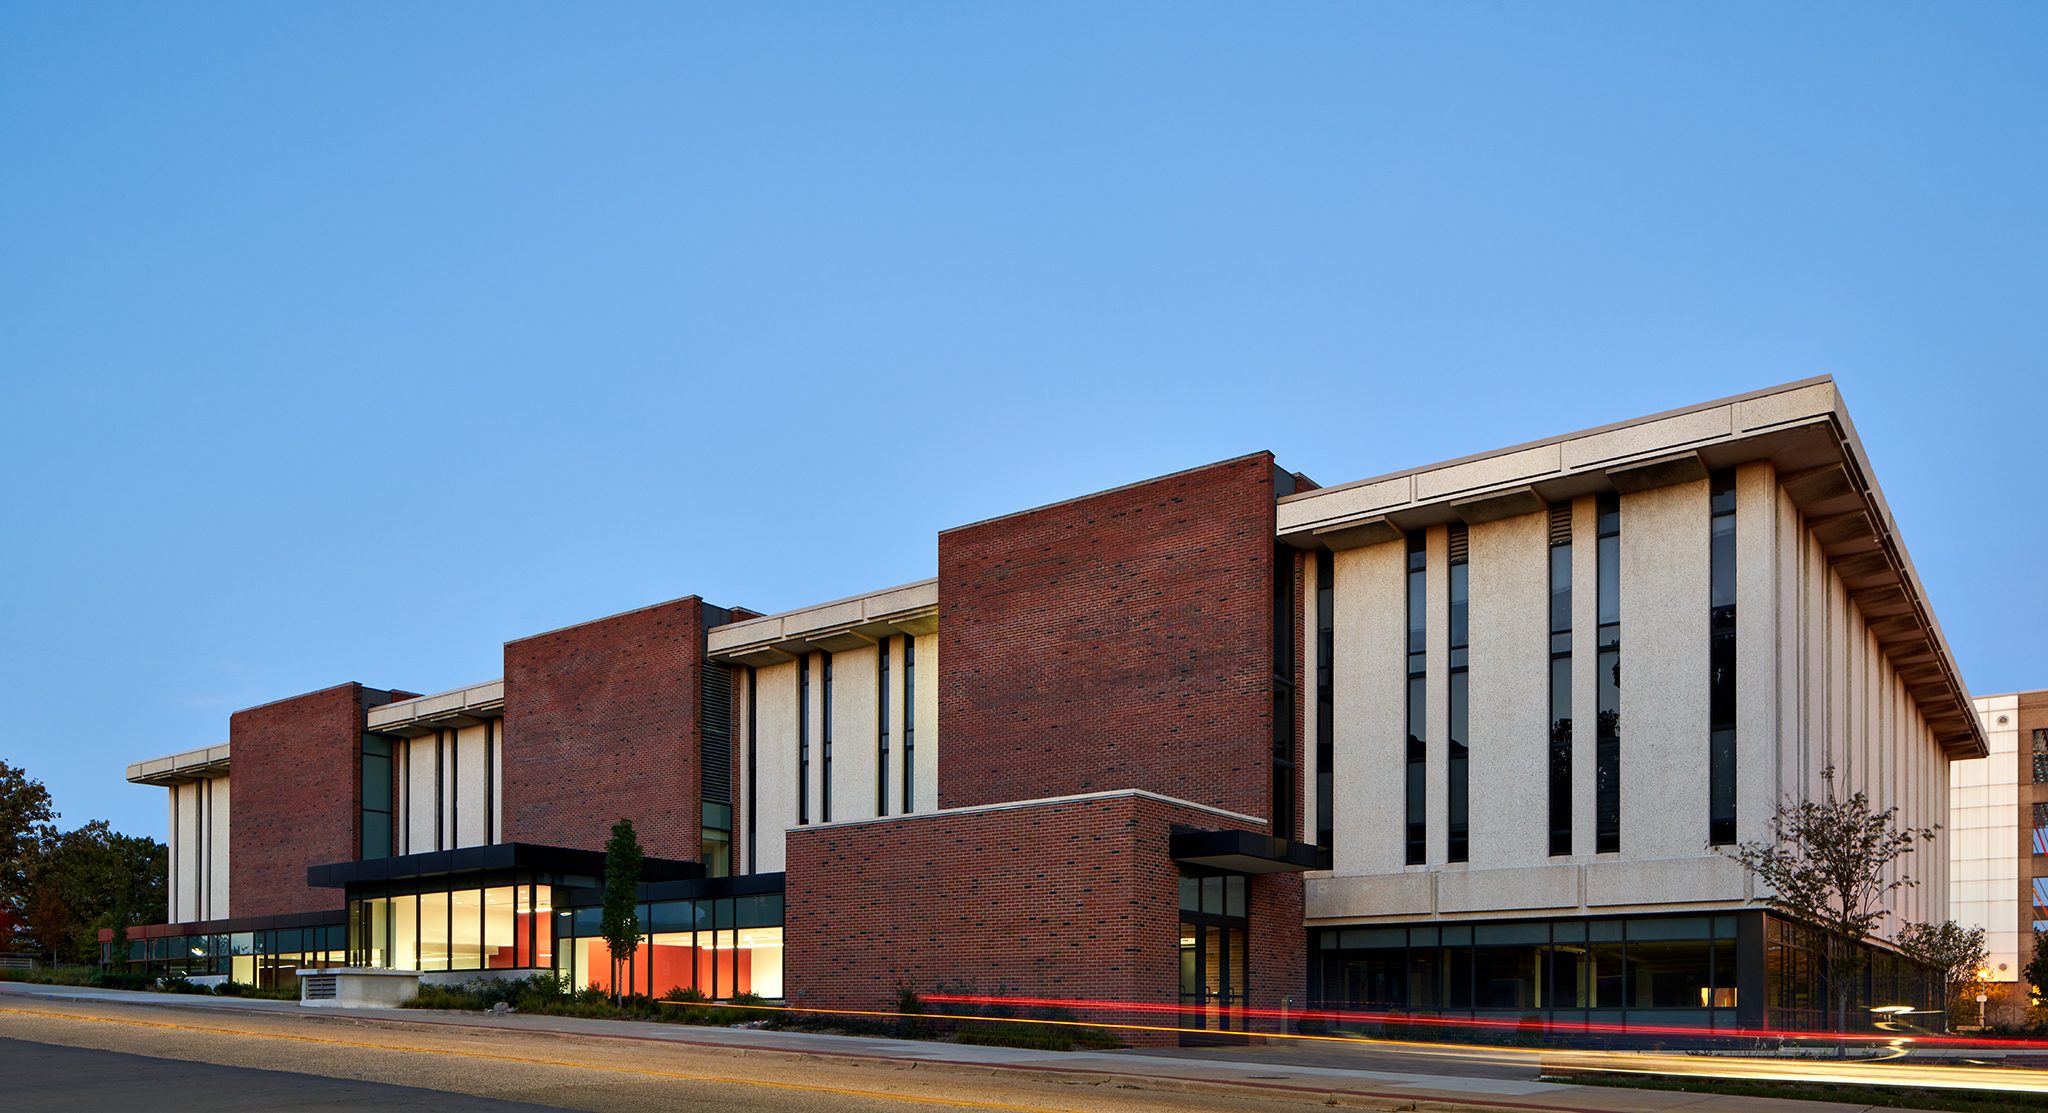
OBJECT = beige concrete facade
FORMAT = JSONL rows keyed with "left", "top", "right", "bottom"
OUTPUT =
{"left": 394, "top": 721, "right": 500, "bottom": 855}
{"left": 1291, "top": 379, "right": 1972, "bottom": 939}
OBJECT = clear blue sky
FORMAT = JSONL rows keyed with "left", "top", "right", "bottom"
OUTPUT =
{"left": 2, "top": 3, "right": 2042, "bottom": 841}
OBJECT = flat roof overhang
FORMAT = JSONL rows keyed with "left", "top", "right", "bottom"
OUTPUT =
{"left": 706, "top": 579, "right": 938, "bottom": 667}
{"left": 1276, "top": 378, "right": 1988, "bottom": 760}
{"left": 366, "top": 681, "right": 505, "bottom": 739}
{"left": 126, "top": 744, "right": 231, "bottom": 786}
{"left": 1170, "top": 828, "right": 1330, "bottom": 874}
{"left": 307, "top": 843, "right": 703, "bottom": 889}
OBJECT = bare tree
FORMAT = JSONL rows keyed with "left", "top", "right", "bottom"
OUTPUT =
{"left": 1723, "top": 767, "right": 1936, "bottom": 1046}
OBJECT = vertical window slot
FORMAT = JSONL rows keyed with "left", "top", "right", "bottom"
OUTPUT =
{"left": 1405, "top": 530, "right": 1427, "bottom": 866}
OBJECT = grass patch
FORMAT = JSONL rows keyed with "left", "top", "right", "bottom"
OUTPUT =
{"left": 1556, "top": 1071, "right": 2048, "bottom": 1113}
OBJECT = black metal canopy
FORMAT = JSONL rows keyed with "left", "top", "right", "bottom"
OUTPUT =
{"left": 1168, "top": 828, "right": 1329, "bottom": 874}
{"left": 306, "top": 842, "right": 703, "bottom": 889}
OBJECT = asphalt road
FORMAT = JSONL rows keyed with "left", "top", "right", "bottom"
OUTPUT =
{"left": 6, "top": 1036, "right": 568, "bottom": 1112}
{"left": 0, "top": 1000, "right": 1358, "bottom": 1113}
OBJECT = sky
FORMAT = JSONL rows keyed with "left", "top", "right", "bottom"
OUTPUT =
{"left": 1, "top": 2, "right": 2043, "bottom": 841}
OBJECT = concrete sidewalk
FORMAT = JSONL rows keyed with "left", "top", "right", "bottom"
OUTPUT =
{"left": 0, "top": 980, "right": 1985, "bottom": 1113}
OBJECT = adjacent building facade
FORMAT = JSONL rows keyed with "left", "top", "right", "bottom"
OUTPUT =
{"left": 1951, "top": 689, "right": 2048, "bottom": 1026}
{"left": 116, "top": 378, "right": 1979, "bottom": 1039}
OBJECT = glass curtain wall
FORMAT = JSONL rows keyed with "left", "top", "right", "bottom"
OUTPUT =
{"left": 111, "top": 926, "right": 347, "bottom": 988}
{"left": 1315, "top": 914, "right": 1742, "bottom": 1030}
{"left": 349, "top": 883, "right": 554, "bottom": 973}
{"left": 559, "top": 893, "right": 785, "bottom": 1000}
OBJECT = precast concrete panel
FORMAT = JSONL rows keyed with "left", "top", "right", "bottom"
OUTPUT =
{"left": 1734, "top": 463, "right": 1778, "bottom": 848}
{"left": 1467, "top": 510, "right": 1549, "bottom": 870}
{"left": 751, "top": 659, "right": 798, "bottom": 873}
{"left": 831, "top": 644, "right": 880, "bottom": 822}
{"left": 208, "top": 776, "right": 230, "bottom": 918}
{"left": 1425, "top": 525, "right": 1449, "bottom": 868}
{"left": 912, "top": 633, "right": 940, "bottom": 815}
{"left": 1571, "top": 495, "right": 1599, "bottom": 860}
{"left": 454, "top": 722, "right": 491, "bottom": 849}
{"left": 1329, "top": 537, "right": 1407, "bottom": 878}
{"left": 1617, "top": 481, "right": 1711, "bottom": 863}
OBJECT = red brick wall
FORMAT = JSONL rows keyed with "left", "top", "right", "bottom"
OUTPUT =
{"left": 784, "top": 793, "right": 1304, "bottom": 1044}
{"left": 228, "top": 683, "right": 372, "bottom": 918}
{"left": 501, "top": 597, "right": 709, "bottom": 861}
{"left": 936, "top": 454, "right": 1284, "bottom": 820}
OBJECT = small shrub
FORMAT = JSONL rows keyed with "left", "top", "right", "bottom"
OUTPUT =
{"left": 87, "top": 970, "right": 153, "bottom": 991}
{"left": 160, "top": 975, "right": 212, "bottom": 995}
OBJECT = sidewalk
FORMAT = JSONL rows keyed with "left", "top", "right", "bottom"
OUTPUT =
{"left": 0, "top": 979, "right": 1996, "bottom": 1113}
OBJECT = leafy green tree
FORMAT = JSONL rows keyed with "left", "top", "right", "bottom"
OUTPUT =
{"left": 1725, "top": 767, "right": 1937, "bottom": 1048}
{"left": 0, "top": 761, "right": 59, "bottom": 949}
{"left": 1897, "top": 920, "right": 1989, "bottom": 1031}
{"left": 601, "top": 818, "right": 645, "bottom": 1001}
{"left": 2024, "top": 933, "right": 2048, "bottom": 1005}
{"left": 29, "top": 820, "right": 167, "bottom": 965}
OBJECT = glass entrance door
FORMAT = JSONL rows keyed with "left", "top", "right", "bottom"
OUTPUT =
{"left": 1178, "top": 870, "right": 1249, "bottom": 1045}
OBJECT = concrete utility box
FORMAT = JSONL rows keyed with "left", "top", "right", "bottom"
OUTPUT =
{"left": 296, "top": 968, "right": 421, "bottom": 1009}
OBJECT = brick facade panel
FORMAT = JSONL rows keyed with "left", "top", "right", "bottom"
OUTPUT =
{"left": 784, "top": 794, "right": 1305, "bottom": 1046}
{"left": 228, "top": 683, "right": 369, "bottom": 918}
{"left": 936, "top": 454, "right": 1283, "bottom": 820}
{"left": 502, "top": 597, "right": 708, "bottom": 862}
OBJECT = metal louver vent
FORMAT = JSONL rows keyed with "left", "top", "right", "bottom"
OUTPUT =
{"left": 701, "top": 665, "right": 734, "bottom": 805}
{"left": 1549, "top": 503, "right": 1572, "bottom": 547}
{"left": 303, "top": 975, "right": 337, "bottom": 1000}
{"left": 1447, "top": 522, "right": 1469, "bottom": 564}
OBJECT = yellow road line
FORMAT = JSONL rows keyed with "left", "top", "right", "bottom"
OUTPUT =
{"left": 0, "top": 1005, "right": 1092, "bottom": 1113}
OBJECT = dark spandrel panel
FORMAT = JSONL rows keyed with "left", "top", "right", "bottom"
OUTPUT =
{"left": 1408, "top": 926, "right": 1438, "bottom": 946}
{"left": 1475, "top": 922, "right": 1549, "bottom": 945}
{"left": 1337, "top": 927, "right": 1406, "bottom": 949}
{"left": 1549, "top": 546, "right": 1572, "bottom": 633}
{"left": 1439, "top": 923, "right": 1472, "bottom": 945}
{"left": 1596, "top": 537, "right": 1620, "bottom": 625}
{"left": 1710, "top": 467, "right": 1736, "bottom": 512}
{"left": 647, "top": 901, "right": 692, "bottom": 933}
{"left": 1588, "top": 919, "right": 1623, "bottom": 942}
{"left": 1448, "top": 563, "right": 1469, "bottom": 647}
{"left": 736, "top": 893, "right": 782, "bottom": 928}
{"left": 1627, "top": 916, "right": 1711, "bottom": 940}
{"left": 361, "top": 753, "right": 392, "bottom": 812}
{"left": 1710, "top": 519, "right": 1737, "bottom": 607}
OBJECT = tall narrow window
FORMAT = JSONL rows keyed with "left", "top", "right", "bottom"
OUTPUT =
{"left": 902, "top": 638, "right": 916, "bottom": 812}
{"left": 746, "top": 665, "right": 758, "bottom": 874}
{"left": 821, "top": 652, "right": 834, "bottom": 823}
{"left": 877, "top": 637, "right": 891, "bottom": 817}
{"left": 1595, "top": 493, "right": 1622, "bottom": 854}
{"left": 797, "top": 656, "right": 810, "bottom": 825}
{"left": 1315, "top": 552, "right": 1335, "bottom": 848}
{"left": 1273, "top": 544, "right": 1298, "bottom": 840}
{"left": 1547, "top": 504, "right": 1573, "bottom": 856}
{"left": 362, "top": 735, "right": 393, "bottom": 860}
{"left": 2033, "top": 803, "right": 2048, "bottom": 856}
{"left": 2033, "top": 729, "right": 2048, "bottom": 784}
{"left": 701, "top": 664, "right": 734, "bottom": 876}
{"left": 1405, "top": 530, "right": 1427, "bottom": 866}
{"left": 1446, "top": 524, "right": 1470, "bottom": 863}
{"left": 1709, "top": 468, "right": 1737, "bottom": 846}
